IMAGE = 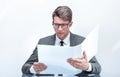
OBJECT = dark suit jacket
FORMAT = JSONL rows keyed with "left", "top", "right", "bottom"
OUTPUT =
{"left": 22, "top": 32, "right": 101, "bottom": 76}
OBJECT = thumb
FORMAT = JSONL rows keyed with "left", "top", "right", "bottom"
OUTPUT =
{"left": 83, "top": 51, "right": 87, "bottom": 61}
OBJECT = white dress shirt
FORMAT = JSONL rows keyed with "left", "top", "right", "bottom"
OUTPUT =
{"left": 55, "top": 33, "right": 70, "bottom": 46}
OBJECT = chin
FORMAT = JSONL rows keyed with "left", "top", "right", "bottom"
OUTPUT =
{"left": 59, "top": 36, "right": 65, "bottom": 40}
{"left": 57, "top": 34, "right": 65, "bottom": 40}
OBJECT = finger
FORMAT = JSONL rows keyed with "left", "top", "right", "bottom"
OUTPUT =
{"left": 39, "top": 65, "right": 47, "bottom": 72}
{"left": 39, "top": 63, "right": 46, "bottom": 66}
{"left": 73, "top": 63, "right": 81, "bottom": 69}
{"left": 83, "top": 51, "right": 87, "bottom": 61}
{"left": 69, "top": 58, "right": 82, "bottom": 63}
{"left": 33, "top": 62, "right": 41, "bottom": 66}
{"left": 34, "top": 65, "right": 47, "bottom": 73}
{"left": 33, "top": 62, "right": 47, "bottom": 72}
{"left": 39, "top": 63, "right": 47, "bottom": 69}
{"left": 33, "top": 65, "right": 41, "bottom": 73}
{"left": 34, "top": 62, "right": 45, "bottom": 67}
{"left": 67, "top": 58, "right": 72, "bottom": 63}
{"left": 67, "top": 59, "right": 75, "bottom": 66}
{"left": 33, "top": 62, "right": 38, "bottom": 65}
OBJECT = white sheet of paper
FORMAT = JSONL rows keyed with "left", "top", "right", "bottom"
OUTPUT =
{"left": 81, "top": 26, "right": 99, "bottom": 61}
{"left": 37, "top": 26, "right": 99, "bottom": 74}
{"left": 38, "top": 45, "right": 82, "bottom": 74}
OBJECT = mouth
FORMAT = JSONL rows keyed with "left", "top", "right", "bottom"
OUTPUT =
{"left": 58, "top": 32, "right": 63, "bottom": 35}
{"left": 56, "top": 32, "right": 66, "bottom": 40}
{"left": 57, "top": 32, "right": 64, "bottom": 37}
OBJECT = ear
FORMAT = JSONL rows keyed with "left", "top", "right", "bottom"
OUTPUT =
{"left": 69, "top": 21, "right": 73, "bottom": 28}
{"left": 52, "top": 21, "right": 54, "bottom": 25}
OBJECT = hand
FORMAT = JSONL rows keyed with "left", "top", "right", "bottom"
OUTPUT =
{"left": 67, "top": 51, "right": 89, "bottom": 70}
{"left": 33, "top": 62, "right": 47, "bottom": 74}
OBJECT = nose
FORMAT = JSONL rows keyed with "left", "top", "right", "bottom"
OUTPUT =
{"left": 58, "top": 26, "right": 62, "bottom": 30}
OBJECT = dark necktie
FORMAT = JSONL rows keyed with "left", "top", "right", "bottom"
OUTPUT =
{"left": 60, "top": 41, "right": 64, "bottom": 46}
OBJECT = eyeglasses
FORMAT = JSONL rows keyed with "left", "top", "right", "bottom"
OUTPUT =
{"left": 53, "top": 23, "right": 69, "bottom": 29}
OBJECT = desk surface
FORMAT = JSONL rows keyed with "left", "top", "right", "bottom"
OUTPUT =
{"left": 22, "top": 74, "right": 100, "bottom": 77}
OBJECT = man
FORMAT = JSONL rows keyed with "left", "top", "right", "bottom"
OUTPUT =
{"left": 22, "top": 6, "right": 101, "bottom": 77}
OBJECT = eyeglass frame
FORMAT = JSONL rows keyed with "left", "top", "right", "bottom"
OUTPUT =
{"left": 53, "top": 23, "right": 70, "bottom": 29}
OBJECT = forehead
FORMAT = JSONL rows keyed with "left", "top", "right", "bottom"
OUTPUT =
{"left": 53, "top": 16, "right": 69, "bottom": 24}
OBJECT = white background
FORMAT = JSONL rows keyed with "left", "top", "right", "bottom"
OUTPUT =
{"left": 0, "top": 0, "right": 120, "bottom": 77}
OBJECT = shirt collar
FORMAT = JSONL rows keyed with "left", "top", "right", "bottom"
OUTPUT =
{"left": 55, "top": 33, "right": 70, "bottom": 46}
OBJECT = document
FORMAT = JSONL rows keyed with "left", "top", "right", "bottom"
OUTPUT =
{"left": 37, "top": 26, "right": 99, "bottom": 74}
{"left": 37, "top": 45, "right": 83, "bottom": 74}
{"left": 81, "top": 26, "right": 99, "bottom": 61}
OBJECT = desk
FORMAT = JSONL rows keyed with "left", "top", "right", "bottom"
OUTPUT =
{"left": 22, "top": 74, "right": 100, "bottom": 77}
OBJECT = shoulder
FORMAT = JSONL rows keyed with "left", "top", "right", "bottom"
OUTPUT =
{"left": 71, "top": 33, "right": 85, "bottom": 39}
{"left": 38, "top": 34, "right": 56, "bottom": 45}
{"left": 40, "top": 34, "right": 55, "bottom": 41}
{"left": 70, "top": 32, "right": 85, "bottom": 46}
{"left": 70, "top": 32, "right": 85, "bottom": 41}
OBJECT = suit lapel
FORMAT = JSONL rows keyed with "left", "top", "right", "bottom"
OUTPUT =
{"left": 49, "top": 34, "right": 56, "bottom": 45}
{"left": 70, "top": 32, "right": 76, "bottom": 46}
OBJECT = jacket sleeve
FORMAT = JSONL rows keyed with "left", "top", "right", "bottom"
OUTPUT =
{"left": 76, "top": 56, "right": 101, "bottom": 76}
{"left": 21, "top": 47, "right": 38, "bottom": 74}
{"left": 89, "top": 56, "right": 101, "bottom": 74}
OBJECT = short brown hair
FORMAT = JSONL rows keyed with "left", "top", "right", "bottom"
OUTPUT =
{"left": 52, "top": 6, "right": 72, "bottom": 22}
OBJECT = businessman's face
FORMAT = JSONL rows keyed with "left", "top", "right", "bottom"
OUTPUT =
{"left": 53, "top": 16, "right": 72, "bottom": 40}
